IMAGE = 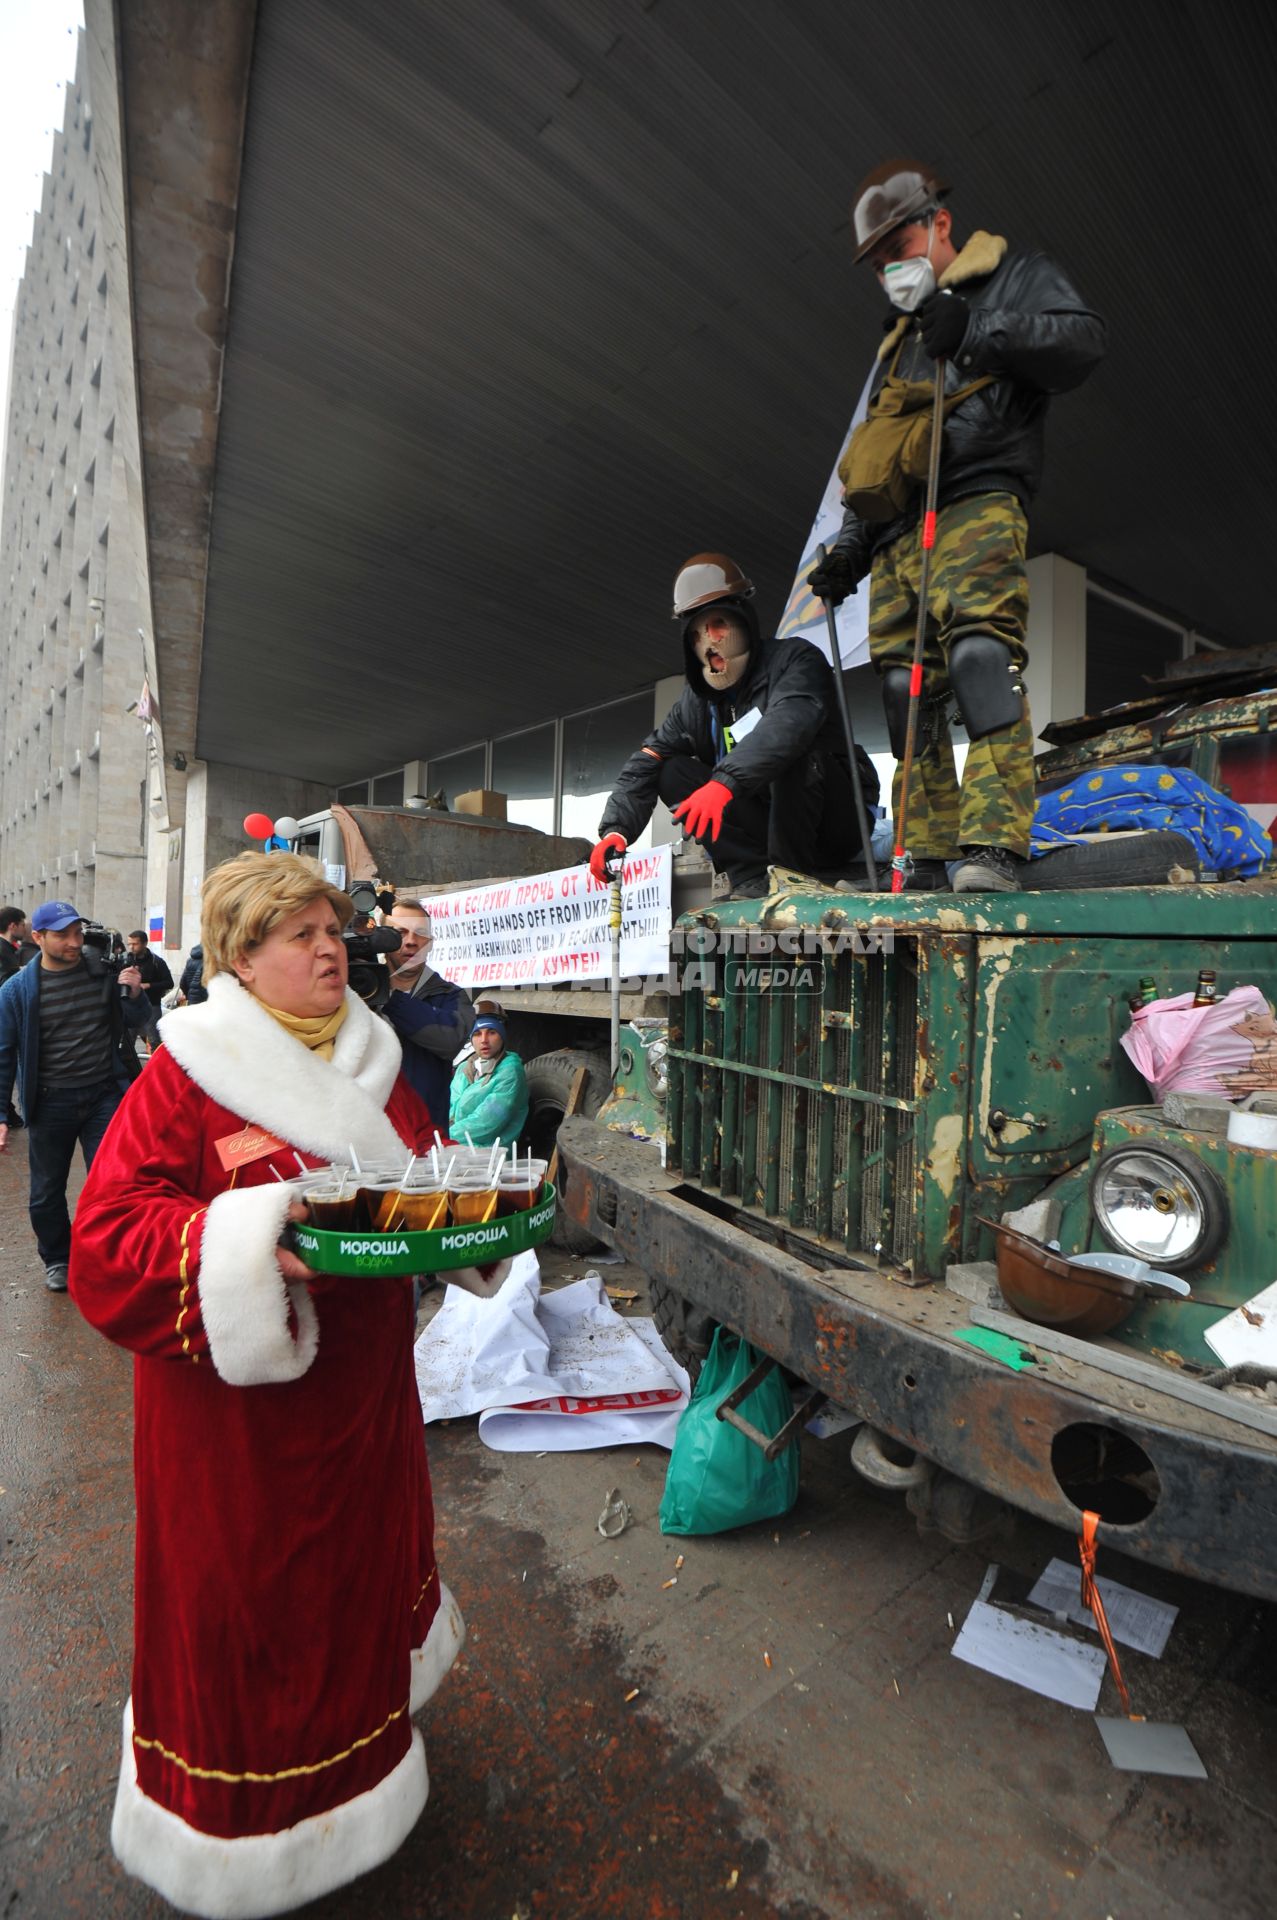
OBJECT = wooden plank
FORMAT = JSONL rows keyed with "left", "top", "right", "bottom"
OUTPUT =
{"left": 546, "top": 1065, "right": 590, "bottom": 1192}
{"left": 972, "top": 1308, "right": 1277, "bottom": 1442}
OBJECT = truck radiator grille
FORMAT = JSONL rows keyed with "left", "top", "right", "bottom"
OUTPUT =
{"left": 669, "top": 934, "right": 921, "bottom": 1268}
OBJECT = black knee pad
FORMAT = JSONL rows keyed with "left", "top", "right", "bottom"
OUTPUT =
{"left": 948, "top": 633, "right": 1025, "bottom": 740}
{"left": 881, "top": 667, "right": 913, "bottom": 758}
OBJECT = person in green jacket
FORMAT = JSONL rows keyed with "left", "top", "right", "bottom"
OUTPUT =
{"left": 449, "top": 1011, "right": 528, "bottom": 1150}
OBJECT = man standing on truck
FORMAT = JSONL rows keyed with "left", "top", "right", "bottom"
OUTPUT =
{"left": 589, "top": 553, "right": 879, "bottom": 900}
{"left": 807, "top": 160, "right": 1105, "bottom": 892}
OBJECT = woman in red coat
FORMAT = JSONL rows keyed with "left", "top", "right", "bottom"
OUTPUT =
{"left": 70, "top": 852, "right": 465, "bottom": 1918}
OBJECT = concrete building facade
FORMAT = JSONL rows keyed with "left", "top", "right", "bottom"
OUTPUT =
{"left": 0, "top": 35, "right": 154, "bottom": 936}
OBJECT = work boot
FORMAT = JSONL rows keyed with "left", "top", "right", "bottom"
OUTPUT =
{"left": 711, "top": 870, "right": 770, "bottom": 902}
{"left": 44, "top": 1262, "right": 69, "bottom": 1293}
{"left": 951, "top": 845, "right": 1020, "bottom": 893}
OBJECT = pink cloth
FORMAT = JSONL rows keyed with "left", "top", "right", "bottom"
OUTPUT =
{"left": 1121, "top": 986, "right": 1277, "bottom": 1100}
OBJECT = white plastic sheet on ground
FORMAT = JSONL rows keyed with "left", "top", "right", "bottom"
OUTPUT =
{"left": 414, "top": 1252, "right": 689, "bottom": 1451}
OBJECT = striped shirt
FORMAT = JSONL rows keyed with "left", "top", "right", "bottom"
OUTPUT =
{"left": 37, "top": 962, "right": 117, "bottom": 1086}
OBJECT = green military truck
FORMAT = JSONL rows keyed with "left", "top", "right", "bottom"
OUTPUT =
{"left": 559, "top": 653, "right": 1277, "bottom": 1602}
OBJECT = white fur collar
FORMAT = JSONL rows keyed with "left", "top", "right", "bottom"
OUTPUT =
{"left": 159, "top": 975, "right": 405, "bottom": 1165}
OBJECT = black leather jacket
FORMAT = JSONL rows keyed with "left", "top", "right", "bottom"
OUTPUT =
{"left": 598, "top": 603, "right": 878, "bottom": 843}
{"left": 832, "top": 242, "right": 1106, "bottom": 581}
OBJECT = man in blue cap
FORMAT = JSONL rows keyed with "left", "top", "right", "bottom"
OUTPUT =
{"left": 0, "top": 901, "right": 150, "bottom": 1290}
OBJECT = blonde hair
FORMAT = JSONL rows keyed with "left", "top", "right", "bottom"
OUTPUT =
{"left": 200, "top": 851, "right": 353, "bottom": 981}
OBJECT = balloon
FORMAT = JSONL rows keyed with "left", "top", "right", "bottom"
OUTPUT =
{"left": 274, "top": 815, "right": 301, "bottom": 841}
{"left": 243, "top": 812, "right": 274, "bottom": 840}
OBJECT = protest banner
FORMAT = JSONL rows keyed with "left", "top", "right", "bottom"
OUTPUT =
{"left": 422, "top": 846, "right": 671, "bottom": 989}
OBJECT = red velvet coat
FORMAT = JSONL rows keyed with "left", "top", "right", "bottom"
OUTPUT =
{"left": 69, "top": 977, "right": 465, "bottom": 1919}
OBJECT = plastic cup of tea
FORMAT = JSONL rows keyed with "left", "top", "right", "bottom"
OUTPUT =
{"left": 356, "top": 1178, "right": 406, "bottom": 1231}
{"left": 447, "top": 1169, "right": 501, "bottom": 1226}
{"left": 305, "top": 1183, "right": 360, "bottom": 1229}
{"left": 497, "top": 1160, "right": 547, "bottom": 1216}
{"left": 389, "top": 1179, "right": 450, "bottom": 1231}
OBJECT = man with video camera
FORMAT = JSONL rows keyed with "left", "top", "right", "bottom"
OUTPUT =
{"left": 0, "top": 900, "right": 151, "bottom": 1290}
{"left": 381, "top": 897, "right": 473, "bottom": 1124}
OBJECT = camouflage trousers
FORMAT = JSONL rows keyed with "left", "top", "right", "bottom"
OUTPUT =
{"left": 869, "top": 491, "right": 1036, "bottom": 859}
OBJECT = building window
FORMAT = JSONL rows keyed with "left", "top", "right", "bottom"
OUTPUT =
{"left": 427, "top": 743, "right": 487, "bottom": 809}
{"left": 335, "top": 779, "right": 369, "bottom": 806}
{"left": 560, "top": 694, "right": 653, "bottom": 846}
{"left": 371, "top": 770, "right": 402, "bottom": 806}
{"left": 492, "top": 723, "right": 555, "bottom": 833}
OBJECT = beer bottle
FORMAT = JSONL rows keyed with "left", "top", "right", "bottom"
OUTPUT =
{"left": 1139, "top": 976, "right": 1159, "bottom": 1006}
{"left": 1192, "top": 969, "right": 1217, "bottom": 1006}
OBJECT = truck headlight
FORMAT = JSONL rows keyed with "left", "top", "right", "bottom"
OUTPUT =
{"left": 1090, "top": 1143, "right": 1228, "bottom": 1270}
{"left": 645, "top": 1037, "right": 669, "bottom": 1099}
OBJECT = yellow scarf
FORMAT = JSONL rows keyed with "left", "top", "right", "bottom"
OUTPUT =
{"left": 261, "top": 999, "right": 349, "bottom": 1061}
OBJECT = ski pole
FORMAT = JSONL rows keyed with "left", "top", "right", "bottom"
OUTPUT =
{"left": 815, "top": 542, "right": 879, "bottom": 892}
{"left": 890, "top": 351, "right": 947, "bottom": 895}
{"left": 607, "top": 847, "right": 624, "bottom": 1078}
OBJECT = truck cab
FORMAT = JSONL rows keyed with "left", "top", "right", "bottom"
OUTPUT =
{"left": 559, "top": 663, "right": 1277, "bottom": 1601}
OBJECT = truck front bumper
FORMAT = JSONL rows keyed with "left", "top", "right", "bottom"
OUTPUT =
{"left": 559, "top": 1117, "right": 1277, "bottom": 1602}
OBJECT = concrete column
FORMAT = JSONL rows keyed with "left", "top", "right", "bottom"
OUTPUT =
{"left": 1024, "top": 553, "right": 1088, "bottom": 747}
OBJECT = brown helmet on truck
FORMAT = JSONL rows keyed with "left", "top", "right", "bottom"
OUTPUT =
{"left": 671, "top": 553, "right": 755, "bottom": 619}
{"left": 851, "top": 158, "right": 950, "bottom": 264}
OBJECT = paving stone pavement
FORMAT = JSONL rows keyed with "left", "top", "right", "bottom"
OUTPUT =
{"left": 1, "top": 1144, "right": 1275, "bottom": 1919}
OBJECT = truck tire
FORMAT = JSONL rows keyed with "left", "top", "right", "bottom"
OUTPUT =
{"left": 648, "top": 1276, "right": 713, "bottom": 1388}
{"left": 524, "top": 1047, "right": 611, "bottom": 1252}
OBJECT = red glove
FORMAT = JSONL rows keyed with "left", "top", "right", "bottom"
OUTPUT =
{"left": 589, "top": 832, "right": 627, "bottom": 884}
{"left": 672, "top": 778, "right": 733, "bottom": 844}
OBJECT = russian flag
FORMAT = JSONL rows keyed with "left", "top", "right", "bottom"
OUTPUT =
{"left": 148, "top": 913, "right": 164, "bottom": 946}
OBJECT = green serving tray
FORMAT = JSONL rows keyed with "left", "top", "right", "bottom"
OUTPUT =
{"left": 293, "top": 1185, "right": 557, "bottom": 1276}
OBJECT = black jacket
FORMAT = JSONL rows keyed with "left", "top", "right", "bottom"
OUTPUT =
{"left": 0, "top": 950, "right": 146, "bottom": 1125}
{"left": 131, "top": 947, "right": 174, "bottom": 1008}
{"left": 832, "top": 233, "right": 1106, "bottom": 582}
{"left": 598, "top": 602, "right": 878, "bottom": 844}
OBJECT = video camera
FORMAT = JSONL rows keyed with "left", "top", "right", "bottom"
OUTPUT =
{"left": 80, "top": 920, "right": 128, "bottom": 971}
{"left": 344, "top": 882, "right": 401, "bottom": 1007}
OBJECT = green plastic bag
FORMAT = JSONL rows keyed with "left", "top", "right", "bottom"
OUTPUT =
{"left": 658, "top": 1328, "right": 799, "bottom": 1536}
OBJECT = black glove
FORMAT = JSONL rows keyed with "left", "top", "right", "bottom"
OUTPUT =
{"left": 806, "top": 550, "right": 859, "bottom": 607}
{"left": 917, "top": 290, "right": 970, "bottom": 362}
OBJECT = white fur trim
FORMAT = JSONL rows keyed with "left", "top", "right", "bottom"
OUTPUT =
{"left": 410, "top": 1581, "right": 466, "bottom": 1712}
{"left": 198, "top": 1185, "right": 319, "bottom": 1386}
{"left": 111, "top": 1699, "right": 428, "bottom": 1920}
{"left": 159, "top": 976, "right": 405, "bottom": 1167}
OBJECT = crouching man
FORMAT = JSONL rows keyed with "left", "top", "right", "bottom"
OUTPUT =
{"left": 590, "top": 553, "right": 878, "bottom": 901}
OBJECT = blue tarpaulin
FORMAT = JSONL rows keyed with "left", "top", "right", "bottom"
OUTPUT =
{"left": 1031, "top": 765, "right": 1271, "bottom": 877}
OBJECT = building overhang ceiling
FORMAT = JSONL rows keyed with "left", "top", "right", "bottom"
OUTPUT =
{"left": 119, "top": 0, "right": 1276, "bottom": 784}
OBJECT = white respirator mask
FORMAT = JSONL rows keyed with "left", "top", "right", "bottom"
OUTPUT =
{"left": 693, "top": 612, "right": 751, "bottom": 691}
{"left": 882, "top": 220, "right": 937, "bottom": 313}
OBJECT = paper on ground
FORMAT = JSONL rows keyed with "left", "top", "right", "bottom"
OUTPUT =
{"left": 1095, "top": 1716, "right": 1208, "bottom": 1779}
{"left": 415, "top": 1253, "right": 688, "bottom": 1450}
{"left": 1203, "top": 1277, "right": 1277, "bottom": 1369}
{"left": 479, "top": 1315, "right": 689, "bottom": 1452}
{"left": 1027, "top": 1557, "right": 1178, "bottom": 1659}
{"left": 952, "top": 1598, "right": 1107, "bottom": 1711}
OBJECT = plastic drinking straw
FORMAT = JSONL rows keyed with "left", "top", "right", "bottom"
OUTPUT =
{"left": 293, "top": 1152, "right": 310, "bottom": 1177}
{"left": 349, "top": 1143, "right": 363, "bottom": 1176}
{"left": 464, "top": 1132, "right": 475, "bottom": 1149}
{"left": 270, "top": 1165, "right": 288, "bottom": 1182}
{"left": 480, "top": 1191, "right": 500, "bottom": 1223}
{"left": 403, "top": 1151, "right": 416, "bottom": 1182}
{"left": 430, "top": 1142, "right": 440, "bottom": 1179}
